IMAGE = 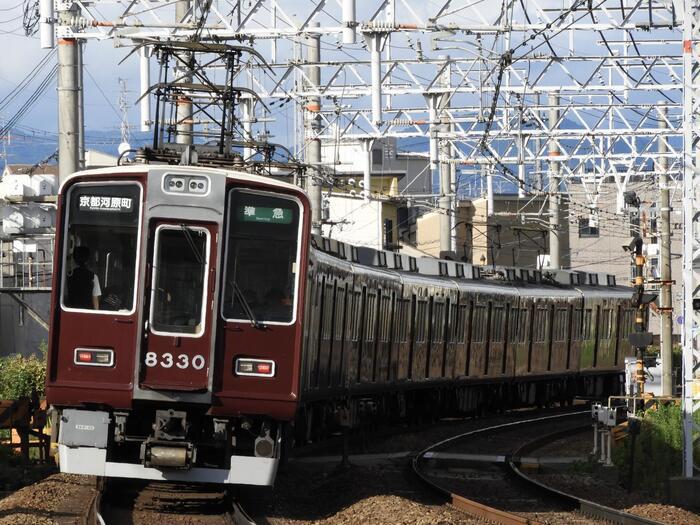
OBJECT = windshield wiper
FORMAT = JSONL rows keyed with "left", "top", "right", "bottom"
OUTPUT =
{"left": 233, "top": 282, "right": 265, "bottom": 329}
{"left": 180, "top": 224, "right": 204, "bottom": 266}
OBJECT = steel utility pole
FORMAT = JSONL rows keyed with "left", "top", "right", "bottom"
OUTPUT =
{"left": 304, "top": 24, "right": 322, "bottom": 235}
{"left": 57, "top": 31, "right": 81, "bottom": 183}
{"left": 658, "top": 105, "right": 674, "bottom": 397}
{"left": 548, "top": 93, "right": 561, "bottom": 270}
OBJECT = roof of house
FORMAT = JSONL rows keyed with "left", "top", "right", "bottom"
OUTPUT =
{"left": 3, "top": 164, "right": 58, "bottom": 176}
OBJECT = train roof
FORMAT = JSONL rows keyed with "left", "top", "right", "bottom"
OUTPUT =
{"left": 58, "top": 165, "right": 303, "bottom": 195}
{"left": 310, "top": 234, "right": 629, "bottom": 293}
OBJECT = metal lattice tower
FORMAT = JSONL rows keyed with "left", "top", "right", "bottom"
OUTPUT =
{"left": 31, "top": 0, "right": 699, "bottom": 475}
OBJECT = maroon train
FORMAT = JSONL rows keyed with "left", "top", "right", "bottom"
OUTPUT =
{"left": 47, "top": 165, "right": 634, "bottom": 486}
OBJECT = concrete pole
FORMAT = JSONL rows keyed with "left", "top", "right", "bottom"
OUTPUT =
{"left": 140, "top": 47, "right": 151, "bottom": 132}
{"left": 242, "top": 97, "right": 254, "bottom": 160}
{"left": 77, "top": 41, "right": 85, "bottom": 169}
{"left": 658, "top": 105, "right": 674, "bottom": 396}
{"left": 341, "top": 0, "right": 357, "bottom": 44}
{"left": 366, "top": 33, "right": 383, "bottom": 126}
{"left": 360, "top": 139, "right": 373, "bottom": 201}
{"left": 548, "top": 92, "right": 561, "bottom": 270}
{"left": 175, "top": 0, "right": 193, "bottom": 145}
{"left": 57, "top": 37, "right": 80, "bottom": 183}
{"left": 305, "top": 24, "right": 322, "bottom": 234}
{"left": 438, "top": 56, "right": 452, "bottom": 255}
{"left": 486, "top": 166, "right": 494, "bottom": 218}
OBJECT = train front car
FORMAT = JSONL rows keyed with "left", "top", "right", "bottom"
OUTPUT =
{"left": 46, "top": 166, "right": 310, "bottom": 485}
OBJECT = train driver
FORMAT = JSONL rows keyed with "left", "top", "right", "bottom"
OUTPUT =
{"left": 66, "top": 246, "right": 102, "bottom": 310}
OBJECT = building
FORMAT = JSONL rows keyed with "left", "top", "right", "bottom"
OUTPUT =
{"left": 567, "top": 178, "right": 683, "bottom": 338}
{"left": 415, "top": 194, "right": 569, "bottom": 268}
{"left": 320, "top": 137, "right": 430, "bottom": 249}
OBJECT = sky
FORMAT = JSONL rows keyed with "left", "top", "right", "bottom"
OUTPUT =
{"left": 1, "top": 11, "right": 142, "bottom": 136}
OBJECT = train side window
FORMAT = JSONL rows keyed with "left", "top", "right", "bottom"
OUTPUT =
{"left": 518, "top": 308, "right": 529, "bottom": 342}
{"left": 350, "top": 290, "right": 363, "bottom": 341}
{"left": 334, "top": 286, "right": 346, "bottom": 341}
{"left": 582, "top": 308, "right": 593, "bottom": 339}
{"left": 491, "top": 306, "right": 505, "bottom": 343}
{"left": 61, "top": 182, "right": 141, "bottom": 314}
{"left": 379, "top": 292, "right": 392, "bottom": 343}
{"left": 553, "top": 308, "right": 568, "bottom": 342}
{"left": 415, "top": 299, "right": 428, "bottom": 343}
{"left": 432, "top": 301, "right": 445, "bottom": 344}
{"left": 509, "top": 308, "right": 519, "bottom": 342}
{"left": 533, "top": 306, "right": 549, "bottom": 342}
{"left": 364, "top": 291, "right": 377, "bottom": 342}
{"left": 322, "top": 282, "right": 334, "bottom": 340}
{"left": 601, "top": 309, "right": 612, "bottom": 339}
{"left": 472, "top": 304, "right": 486, "bottom": 343}
{"left": 571, "top": 308, "right": 582, "bottom": 341}
{"left": 450, "top": 303, "right": 465, "bottom": 344}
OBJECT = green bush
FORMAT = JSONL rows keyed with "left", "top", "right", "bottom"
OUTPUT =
{"left": 0, "top": 341, "right": 47, "bottom": 400}
{"left": 614, "top": 403, "right": 700, "bottom": 496}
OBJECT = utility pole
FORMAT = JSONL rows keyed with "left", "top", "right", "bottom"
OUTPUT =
{"left": 57, "top": 28, "right": 81, "bottom": 183}
{"left": 548, "top": 92, "right": 561, "bottom": 270}
{"left": 175, "top": 0, "right": 193, "bottom": 146}
{"left": 77, "top": 41, "right": 85, "bottom": 169}
{"left": 304, "top": 24, "right": 322, "bottom": 235}
{"left": 439, "top": 56, "right": 452, "bottom": 255}
{"left": 658, "top": 105, "right": 673, "bottom": 396}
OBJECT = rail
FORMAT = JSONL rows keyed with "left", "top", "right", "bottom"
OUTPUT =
{"left": 508, "top": 430, "right": 666, "bottom": 525}
{"left": 412, "top": 410, "right": 665, "bottom": 525}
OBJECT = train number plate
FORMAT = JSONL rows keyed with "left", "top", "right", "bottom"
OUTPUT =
{"left": 144, "top": 352, "right": 206, "bottom": 370}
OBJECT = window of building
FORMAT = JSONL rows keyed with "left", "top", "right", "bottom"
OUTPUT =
{"left": 372, "top": 147, "right": 383, "bottom": 166}
{"left": 578, "top": 218, "right": 599, "bottom": 238}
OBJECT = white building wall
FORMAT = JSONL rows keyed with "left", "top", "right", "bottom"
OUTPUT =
{"left": 322, "top": 195, "right": 383, "bottom": 250}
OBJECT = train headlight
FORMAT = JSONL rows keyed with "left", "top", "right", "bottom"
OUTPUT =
{"left": 235, "top": 358, "right": 275, "bottom": 377}
{"left": 73, "top": 348, "right": 114, "bottom": 367}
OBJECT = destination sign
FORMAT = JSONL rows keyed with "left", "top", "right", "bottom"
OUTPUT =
{"left": 238, "top": 205, "right": 292, "bottom": 224}
{"left": 78, "top": 195, "right": 134, "bottom": 213}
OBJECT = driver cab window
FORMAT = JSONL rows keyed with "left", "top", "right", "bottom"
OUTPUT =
{"left": 61, "top": 183, "right": 140, "bottom": 313}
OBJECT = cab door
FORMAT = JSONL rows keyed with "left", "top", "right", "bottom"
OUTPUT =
{"left": 139, "top": 222, "right": 217, "bottom": 391}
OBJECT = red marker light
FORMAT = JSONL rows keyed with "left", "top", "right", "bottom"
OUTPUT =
{"left": 256, "top": 363, "right": 272, "bottom": 374}
{"left": 235, "top": 358, "right": 275, "bottom": 377}
{"left": 77, "top": 351, "right": 93, "bottom": 363}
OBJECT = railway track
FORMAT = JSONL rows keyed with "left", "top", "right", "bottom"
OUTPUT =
{"left": 413, "top": 411, "right": 665, "bottom": 525}
{"left": 96, "top": 479, "right": 257, "bottom": 525}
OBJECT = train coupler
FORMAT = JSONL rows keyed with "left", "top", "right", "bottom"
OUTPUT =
{"left": 141, "top": 439, "right": 196, "bottom": 469}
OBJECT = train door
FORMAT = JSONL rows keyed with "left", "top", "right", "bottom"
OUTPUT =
{"left": 513, "top": 302, "right": 531, "bottom": 376}
{"left": 140, "top": 222, "right": 217, "bottom": 391}
{"left": 580, "top": 303, "right": 597, "bottom": 370}
{"left": 597, "top": 302, "right": 616, "bottom": 369}
{"left": 568, "top": 303, "right": 583, "bottom": 371}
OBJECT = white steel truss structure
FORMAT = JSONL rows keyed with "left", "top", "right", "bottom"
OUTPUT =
{"left": 36, "top": 0, "right": 698, "bottom": 474}
{"left": 681, "top": 0, "right": 700, "bottom": 479}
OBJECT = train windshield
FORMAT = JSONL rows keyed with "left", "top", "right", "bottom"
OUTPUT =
{"left": 223, "top": 190, "right": 301, "bottom": 324}
{"left": 61, "top": 183, "right": 141, "bottom": 313}
{"left": 149, "top": 225, "right": 209, "bottom": 336}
